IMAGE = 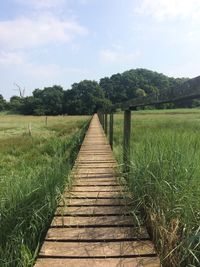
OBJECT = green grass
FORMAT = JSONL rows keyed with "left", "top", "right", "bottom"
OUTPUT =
{"left": 0, "top": 115, "right": 90, "bottom": 267}
{"left": 112, "top": 109, "right": 200, "bottom": 267}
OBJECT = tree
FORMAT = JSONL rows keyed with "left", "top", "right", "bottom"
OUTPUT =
{"left": 32, "top": 85, "right": 64, "bottom": 115}
{"left": 9, "top": 96, "right": 23, "bottom": 112}
{"left": 3, "top": 68, "right": 193, "bottom": 115}
{"left": 64, "top": 80, "right": 111, "bottom": 115}
{"left": 135, "top": 88, "right": 147, "bottom": 97}
{"left": 20, "top": 96, "right": 44, "bottom": 115}
{"left": 0, "top": 95, "right": 6, "bottom": 111}
{"left": 100, "top": 68, "right": 188, "bottom": 105}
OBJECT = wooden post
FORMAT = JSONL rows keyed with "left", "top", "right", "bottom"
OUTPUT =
{"left": 45, "top": 116, "right": 48, "bottom": 126}
{"left": 100, "top": 113, "right": 103, "bottom": 126}
{"left": 123, "top": 110, "right": 131, "bottom": 173}
{"left": 105, "top": 113, "right": 108, "bottom": 135}
{"left": 109, "top": 113, "right": 114, "bottom": 149}
{"left": 28, "top": 123, "right": 32, "bottom": 136}
{"left": 102, "top": 113, "right": 105, "bottom": 130}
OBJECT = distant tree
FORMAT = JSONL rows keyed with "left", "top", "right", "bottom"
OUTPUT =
{"left": 4, "top": 68, "right": 193, "bottom": 115}
{"left": 32, "top": 85, "right": 64, "bottom": 115}
{"left": 100, "top": 68, "right": 188, "bottom": 105}
{"left": 0, "top": 95, "right": 6, "bottom": 111}
{"left": 64, "top": 80, "right": 111, "bottom": 115}
{"left": 9, "top": 96, "right": 23, "bottom": 112}
{"left": 20, "top": 96, "right": 44, "bottom": 115}
{"left": 135, "top": 88, "right": 147, "bottom": 97}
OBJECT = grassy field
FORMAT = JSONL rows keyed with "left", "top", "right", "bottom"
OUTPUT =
{"left": 112, "top": 109, "right": 200, "bottom": 267}
{"left": 0, "top": 115, "right": 90, "bottom": 267}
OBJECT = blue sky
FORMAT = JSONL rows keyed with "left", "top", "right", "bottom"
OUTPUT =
{"left": 0, "top": 0, "right": 200, "bottom": 99}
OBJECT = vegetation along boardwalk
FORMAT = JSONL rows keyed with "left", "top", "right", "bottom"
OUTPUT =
{"left": 35, "top": 114, "right": 160, "bottom": 267}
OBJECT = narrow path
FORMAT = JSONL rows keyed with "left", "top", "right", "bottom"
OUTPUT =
{"left": 35, "top": 114, "right": 160, "bottom": 267}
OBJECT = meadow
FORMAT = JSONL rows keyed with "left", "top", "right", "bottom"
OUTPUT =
{"left": 0, "top": 115, "right": 90, "bottom": 267}
{"left": 112, "top": 109, "right": 200, "bottom": 267}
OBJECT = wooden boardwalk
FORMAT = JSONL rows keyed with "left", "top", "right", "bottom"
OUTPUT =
{"left": 35, "top": 114, "right": 160, "bottom": 267}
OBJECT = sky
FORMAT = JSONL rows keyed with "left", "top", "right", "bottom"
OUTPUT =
{"left": 0, "top": 0, "right": 200, "bottom": 99}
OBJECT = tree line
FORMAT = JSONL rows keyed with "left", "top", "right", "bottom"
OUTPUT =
{"left": 1, "top": 68, "right": 197, "bottom": 115}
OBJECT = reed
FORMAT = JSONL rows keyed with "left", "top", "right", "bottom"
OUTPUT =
{"left": 113, "top": 109, "right": 200, "bottom": 266}
{"left": 0, "top": 115, "right": 90, "bottom": 267}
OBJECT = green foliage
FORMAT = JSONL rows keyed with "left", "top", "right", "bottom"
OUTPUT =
{"left": 2, "top": 68, "right": 198, "bottom": 115}
{"left": 100, "top": 68, "right": 188, "bottom": 104}
{"left": 0, "top": 94, "right": 6, "bottom": 111}
{"left": 63, "top": 80, "right": 111, "bottom": 115}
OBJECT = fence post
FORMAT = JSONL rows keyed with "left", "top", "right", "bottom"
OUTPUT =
{"left": 102, "top": 113, "right": 105, "bottom": 130}
{"left": 99, "top": 113, "right": 102, "bottom": 125}
{"left": 97, "top": 111, "right": 101, "bottom": 124}
{"left": 109, "top": 113, "right": 114, "bottom": 149}
{"left": 123, "top": 109, "right": 131, "bottom": 173}
{"left": 45, "top": 116, "right": 48, "bottom": 126}
{"left": 105, "top": 113, "right": 108, "bottom": 135}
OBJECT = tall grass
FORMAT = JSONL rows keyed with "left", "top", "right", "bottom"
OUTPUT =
{"left": 0, "top": 115, "right": 89, "bottom": 267}
{"left": 113, "top": 110, "right": 200, "bottom": 266}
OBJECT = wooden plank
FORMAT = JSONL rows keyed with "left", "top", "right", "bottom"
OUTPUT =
{"left": 46, "top": 226, "right": 149, "bottom": 240}
{"left": 73, "top": 174, "right": 117, "bottom": 179}
{"left": 76, "top": 165, "right": 117, "bottom": 169}
{"left": 73, "top": 180, "right": 119, "bottom": 185}
{"left": 76, "top": 169, "right": 116, "bottom": 174}
{"left": 39, "top": 240, "right": 156, "bottom": 257}
{"left": 59, "top": 197, "right": 131, "bottom": 206}
{"left": 51, "top": 215, "right": 134, "bottom": 227}
{"left": 77, "top": 160, "right": 116, "bottom": 163}
{"left": 74, "top": 180, "right": 118, "bottom": 185}
{"left": 71, "top": 186, "right": 124, "bottom": 192}
{"left": 35, "top": 257, "right": 160, "bottom": 267}
{"left": 55, "top": 206, "right": 131, "bottom": 215}
{"left": 64, "top": 191, "right": 126, "bottom": 198}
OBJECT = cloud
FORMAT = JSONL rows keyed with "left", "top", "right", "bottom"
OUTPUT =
{"left": 136, "top": 0, "right": 200, "bottom": 21}
{"left": 0, "top": 51, "right": 25, "bottom": 65}
{"left": 0, "top": 50, "right": 86, "bottom": 78}
{"left": 79, "top": 0, "right": 96, "bottom": 4}
{"left": 100, "top": 49, "right": 141, "bottom": 65}
{"left": 0, "top": 50, "right": 91, "bottom": 99}
{"left": 16, "top": 0, "right": 65, "bottom": 9}
{"left": 0, "top": 15, "right": 88, "bottom": 49}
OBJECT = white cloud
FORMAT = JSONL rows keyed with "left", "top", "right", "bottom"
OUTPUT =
{"left": 100, "top": 49, "right": 141, "bottom": 64}
{"left": 0, "top": 51, "right": 25, "bottom": 65}
{"left": 0, "top": 50, "right": 91, "bottom": 99}
{"left": 16, "top": 0, "right": 65, "bottom": 9}
{"left": 136, "top": 0, "right": 200, "bottom": 21}
{"left": 0, "top": 15, "right": 88, "bottom": 49}
{"left": 79, "top": 0, "right": 96, "bottom": 4}
{"left": 0, "top": 50, "right": 86, "bottom": 79}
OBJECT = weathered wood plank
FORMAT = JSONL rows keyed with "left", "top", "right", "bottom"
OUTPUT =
{"left": 64, "top": 191, "right": 126, "bottom": 198}
{"left": 51, "top": 215, "right": 134, "bottom": 227}
{"left": 39, "top": 240, "right": 157, "bottom": 257}
{"left": 35, "top": 257, "right": 160, "bottom": 267}
{"left": 46, "top": 226, "right": 149, "bottom": 240}
{"left": 55, "top": 206, "right": 132, "bottom": 215}
{"left": 71, "top": 185, "right": 124, "bottom": 192}
{"left": 59, "top": 197, "right": 132, "bottom": 206}
{"left": 73, "top": 180, "right": 118, "bottom": 185}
